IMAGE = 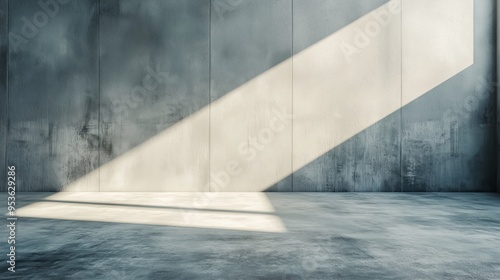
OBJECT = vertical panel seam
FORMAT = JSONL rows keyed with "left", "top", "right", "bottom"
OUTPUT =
{"left": 400, "top": 0, "right": 403, "bottom": 192}
{"left": 291, "top": 0, "right": 294, "bottom": 192}
{"left": 97, "top": 0, "right": 101, "bottom": 192}
{"left": 4, "top": 0, "right": 8, "bottom": 190}
{"left": 208, "top": 0, "right": 211, "bottom": 192}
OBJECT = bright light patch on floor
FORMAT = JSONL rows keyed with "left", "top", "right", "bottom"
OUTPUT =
{"left": 14, "top": 193, "right": 287, "bottom": 233}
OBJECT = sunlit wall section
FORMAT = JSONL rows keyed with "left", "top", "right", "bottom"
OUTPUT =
{"left": 402, "top": 0, "right": 473, "bottom": 106}
{"left": 292, "top": 0, "right": 402, "bottom": 191}
{"left": 2, "top": 0, "right": 494, "bottom": 192}
{"left": 210, "top": 0, "right": 293, "bottom": 192}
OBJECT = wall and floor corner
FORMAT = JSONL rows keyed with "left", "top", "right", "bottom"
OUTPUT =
{"left": 0, "top": 0, "right": 497, "bottom": 192}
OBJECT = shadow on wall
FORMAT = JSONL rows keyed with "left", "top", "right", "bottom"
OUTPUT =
{"left": 6, "top": 0, "right": 100, "bottom": 191}
{"left": 3, "top": 0, "right": 385, "bottom": 191}
{"left": 0, "top": 0, "right": 7, "bottom": 193}
{"left": 291, "top": 0, "right": 495, "bottom": 192}
{"left": 2, "top": 0, "right": 495, "bottom": 192}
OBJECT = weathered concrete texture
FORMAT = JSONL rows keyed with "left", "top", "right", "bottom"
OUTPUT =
{"left": 99, "top": 0, "right": 210, "bottom": 191}
{"left": 497, "top": 3, "right": 500, "bottom": 193}
{"left": 1, "top": 0, "right": 497, "bottom": 192}
{"left": 210, "top": 0, "right": 292, "bottom": 191}
{"left": 0, "top": 0, "right": 6, "bottom": 192}
{"left": 293, "top": 112, "right": 401, "bottom": 192}
{"left": 7, "top": 0, "right": 99, "bottom": 191}
{"left": 292, "top": 0, "right": 401, "bottom": 191}
{"left": 401, "top": 0, "right": 496, "bottom": 191}
{"left": 4, "top": 192, "right": 500, "bottom": 279}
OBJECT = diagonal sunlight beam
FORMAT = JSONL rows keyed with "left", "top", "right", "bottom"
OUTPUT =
{"left": 26, "top": 0, "right": 473, "bottom": 193}
{"left": 401, "top": 0, "right": 474, "bottom": 106}
{"left": 16, "top": 0, "right": 473, "bottom": 231}
{"left": 294, "top": 0, "right": 473, "bottom": 172}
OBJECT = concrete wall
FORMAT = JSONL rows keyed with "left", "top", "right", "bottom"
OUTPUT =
{"left": 7, "top": 0, "right": 99, "bottom": 191}
{"left": 98, "top": 0, "right": 210, "bottom": 191}
{"left": 210, "top": 0, "right": 292, "bottom": 192}
{"left": 0, "top": 0, "right": 6, "bottom": 192}
{"left": 0, "top": 0, "right": 496, "bottom": 192}
{"left": 292, "top": 0, "right": 400, "bottom": 191}
{"left": 401, "top": 0, "right": 496, "bottom": 191}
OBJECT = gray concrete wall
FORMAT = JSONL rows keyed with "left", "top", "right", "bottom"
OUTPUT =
{"left": 6, "top": 0, "right": 99, "bottom": 191}
{"left": 401, "top": 0, "right": 496, "bottom": 191}
{"left": 0, "top": 0, "right": 6, "bottom": 192}
{"left": 292, "top": 0, "right": 399, "bottom": 192}
{"left": 210, "top": 0, "right": 292, "bottom": 192}
{"left": 98, "top": 0, "right": 210, "bottom": 191}
{"left": 1, "top": 0, "right": 497, "bottom": 192}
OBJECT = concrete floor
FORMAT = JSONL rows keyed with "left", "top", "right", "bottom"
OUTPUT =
{"left": 1, "top": 192, "right": 499, "bottom": 279}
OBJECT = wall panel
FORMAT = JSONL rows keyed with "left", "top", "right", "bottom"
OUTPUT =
{"left": 401, "top": 0, "right": 495, "bottom": 191}
{"left": 1, "top": 0, "right": 496, "bottom": 192}
{"left": 210, "top": 0, "right": 293, "bottom": 192}
{"left": 7, "top": 0, "right": 99, "bottom": 191}
{"left": 99, "top": 0, "right": 210, "bottom": 191}
{"left": 0, "top": 0, "right": 6, "bottom": 191}
{"left": 292, "top": 0, "right": 401, "bottom": 191}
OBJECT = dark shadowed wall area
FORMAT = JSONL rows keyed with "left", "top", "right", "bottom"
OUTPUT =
{"left": 0, "top": 0, "right": 6, "bottom": 191}
{"left": 0, "top": 0, "right": 497, "bottom": 192}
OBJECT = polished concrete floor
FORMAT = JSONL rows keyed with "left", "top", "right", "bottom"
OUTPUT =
{"left": 1, "top": 192, "right": 499, "bottom": 279}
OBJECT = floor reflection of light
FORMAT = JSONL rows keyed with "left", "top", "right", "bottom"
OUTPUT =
{"left": 15, "top": 193, "right": 287, "bottom": 233}
{"left": 14, "top": 2, "right": 474, "bottom": 234}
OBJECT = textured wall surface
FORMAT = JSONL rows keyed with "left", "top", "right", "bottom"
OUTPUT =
{"left": 98, "top": 0, "right": 210, "bottom": 191}
{"left": 0, "top": 0, "right": 6, "bottom": 191}
{"left": 402, "top": 0, "right": 495, "bottom": 191}
{"left": 210, "top": 0, "right": 292, "bottom": 192}
{"left": 1, "top": 0, "right": 497, "bottom": 192}
{"left": 6, "top": 0, "right": 99, "bottom": 191}
{"left": 292, "top": 0, "right": 400, "bottom": 192}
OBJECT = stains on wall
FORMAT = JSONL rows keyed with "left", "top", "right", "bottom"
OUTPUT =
{"left": 0, "top": 0, "right": 496, "bottom": 192}
{"left": 292, "top": 111, "right": 401, "bottom": 192}
{"left": 291, "top": 0, "right": 400, "bottom": 192}
{"left": 7, "top": 0, "right": 99, "bottom": 191}
{"left": 99, "top": 0, "right": 210, "bottom": 191}
{"left": 353, "top": 113, "right": 401, "bottom": 192}
{"left": 0, "top": 0, "right": 6, "bottom": 192}
{"left": 401, "top": 0, "right": 496, "bottom": 191}
{"left": 498, "top": 1, "right": 500, "bottom": 193}
{"left": 99, "top": 0, "right": 210, "bottom": 161}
